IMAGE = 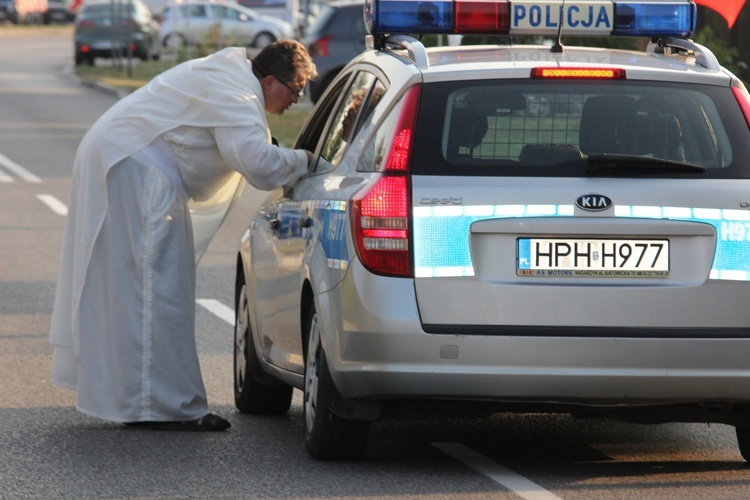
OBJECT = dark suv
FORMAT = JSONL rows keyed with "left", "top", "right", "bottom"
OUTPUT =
{"left": 74, "top": 0, "right": 160, "bottom": 65}
{"left": 303, "top": 0, "right": 366, "bottom": 103}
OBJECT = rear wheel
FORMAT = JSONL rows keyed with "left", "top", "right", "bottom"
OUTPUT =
{"left": 253, "top": 32, "right": 276, "bottom": 49}
{"left": 303, "top": 301, "right": 369, "bottom": 460}
{"left": 234, "top": 279, "right": 293, "bottom": 415}
{"left": 163, "top": 33, "right": 186, "bottom": 50}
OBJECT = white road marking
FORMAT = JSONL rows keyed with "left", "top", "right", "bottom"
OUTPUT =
{"left": 0, "top": 168, "right": 12, "bottom": 183}
{"left": 37, "top": 194, "right": 68, "bottom": 216}
{"left": 433, "top": 442, "right": 563, "bottom": 500}
{"left": 0, "top": 152, "right": 42, "bottom": 183}
{"left": 197, "top": 302, "right": 558, "bottom": 500}
{"left": 196, "top": 298, "right": 235, "bottom": 325}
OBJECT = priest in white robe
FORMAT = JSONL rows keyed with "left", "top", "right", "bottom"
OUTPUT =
{"left": 49, "top": 40, "right": 317, "bottom": 431}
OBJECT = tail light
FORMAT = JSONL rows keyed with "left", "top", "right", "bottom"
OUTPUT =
{"left": 77, "top": 19, "right": 95, "bottom": 28}
{"left": 308, "top": 34, "right": 332, "bottom": 57}
{"left": 350, "top": 85, "right": 420, "bottom": 277}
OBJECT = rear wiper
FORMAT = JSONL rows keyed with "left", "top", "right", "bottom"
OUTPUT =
{"left": 586, "top": 154, "right": 707, "bottom": 173}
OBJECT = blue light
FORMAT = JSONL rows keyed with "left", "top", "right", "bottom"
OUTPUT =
{"left": 612, "top": 1, "right": 696, "bottom": 37}
{"left": 364, "top": 0, "right": 696, "bottom": 38}
{"left": 367, "top": 0, "right": 454, "bottom": 35}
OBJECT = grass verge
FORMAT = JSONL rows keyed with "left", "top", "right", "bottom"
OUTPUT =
{"left": 77, "top": 60, "right": 312, "bottom": 146}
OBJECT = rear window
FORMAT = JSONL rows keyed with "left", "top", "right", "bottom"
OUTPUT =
{"left": 306, "top": 5, "right": 336, "bottom": 36}
{"left": 412, "top": 80, "right": 750, "bottom": 178}
{"left": 81, "top": 3, "right": 135, "bottom": 17}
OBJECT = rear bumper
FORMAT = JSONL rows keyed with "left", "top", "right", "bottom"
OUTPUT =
{"left": 322, "top": 260, "right": 750, "bottom": 407}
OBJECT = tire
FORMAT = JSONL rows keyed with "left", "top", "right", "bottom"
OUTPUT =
{"left": 303, "top": 301, "right": 369, "bottom": 460}
{"left": 736, "top": 427, "right": 750, "bottom": 462}
{"left": 234, "top": 279, "right": 293, "bottom": 415}
{"left": 163, "top": 33, "right": 186, "bottom": 50}
{"left": 253, "top": 32, "right": 276, "bottom": 49}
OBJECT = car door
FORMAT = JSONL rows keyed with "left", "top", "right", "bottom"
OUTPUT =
{"left": 185, "top": 3, "right": 216, "bottom": 44}
{"left": 249, "top": 76, "right": 350, "bottom": 375}
{"left": 251, "top": 67, "right": 387, "bottom": 375}
{"left": 213, "top": 4, "right": 253, "bottom": 46}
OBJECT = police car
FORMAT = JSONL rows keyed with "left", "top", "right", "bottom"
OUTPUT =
{"left": 233, "top": 0, "right": 750, "bottom": 460}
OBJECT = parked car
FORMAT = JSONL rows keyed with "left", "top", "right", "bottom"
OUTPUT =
{"left": 43, "top": 0, "right": 73, "bottom": 23}
{"left": 303, "top": 0, "right": 366, "bottom": 103}
{"left": 0, "top": 0, "right": 46, "bottom": 24}
{"left": 235, "top": 0, "right": 319, "bottom": 31}
{"left": 74, "top": 0, "right": 160, "bottom": 65}
{"left": 232, "top": 0, "right": 750, "bottom": 461}
{"left": 158, "top": 1, "right": 294, "bottom": 50}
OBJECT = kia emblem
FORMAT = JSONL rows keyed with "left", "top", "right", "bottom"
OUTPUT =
{"left": 576, "top": 194, "right": 612, "bottom": 211}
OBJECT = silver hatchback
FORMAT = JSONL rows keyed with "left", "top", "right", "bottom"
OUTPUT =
{"left": 158, "top": 0, "right": 294, "bottom": 49}
{"left": 234, "top": 0, "right": 750, "bottom": 460}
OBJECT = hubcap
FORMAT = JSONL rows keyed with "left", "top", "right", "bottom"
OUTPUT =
{"left": 234, "top": 285, "right": 248, "bottom": 393}
{"left": 304, "top": 313, "right": 320, "bottom": 433}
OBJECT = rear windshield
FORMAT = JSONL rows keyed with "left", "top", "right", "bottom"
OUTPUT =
{"left": 81, "top": 3, "right": 135, "bottom": 17}
{"left": 412, "top": 80, "right": 750, "bottom": 178}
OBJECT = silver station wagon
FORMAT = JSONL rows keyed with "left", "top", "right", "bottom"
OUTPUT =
{"left": 233, "top": 0, "right": 750, "bottom": 460}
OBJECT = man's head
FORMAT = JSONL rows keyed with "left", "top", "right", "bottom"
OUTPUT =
{"left": 252, "top": 39, "right": 317, "bottom": 115}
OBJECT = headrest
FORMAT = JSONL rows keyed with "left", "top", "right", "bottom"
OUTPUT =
{"left": 579, "top": 95, "right": 637, "bottom": 155}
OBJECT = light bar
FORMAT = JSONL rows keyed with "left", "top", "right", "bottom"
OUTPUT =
{"left": 364, "top": 0, "right": 696, "bottom": 37}
{"left": 530, "top": 67, "right": 627, "bottom": 78}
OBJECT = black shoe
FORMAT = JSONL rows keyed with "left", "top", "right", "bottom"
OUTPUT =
{"left": 124, "top": 413, "right": 231, "bottom": 432}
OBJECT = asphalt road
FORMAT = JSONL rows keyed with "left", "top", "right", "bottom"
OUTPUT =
{"left": 2, "top": 25, "right": 750, "bottom": 500}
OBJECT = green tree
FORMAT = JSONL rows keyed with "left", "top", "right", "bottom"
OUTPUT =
{"left": 694, "top": 6, "right": 749, "bottom": 82}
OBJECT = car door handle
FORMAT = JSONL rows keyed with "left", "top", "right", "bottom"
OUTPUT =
{"left": 299, "top": 217, "right": 312, "bottom": 228}
{"left": 268, "top": 219, "right": 281, "bottom": 231}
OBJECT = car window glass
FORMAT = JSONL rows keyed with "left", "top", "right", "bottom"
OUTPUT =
{"left": 295, "top": 74, "right": 352, "bottom": 170}
{"left": 353, "top": 80, "right": 386, "bottom": 139}
{"left": 181, "top": 4, "right": 206, "bottom": 18}
{"left": 352, "top": 8, "right": 366, "bottom": 35}
{"left": 221, "top": 5, "right": 242, "bottom": 20}
{"left": 306, "top": 5, "right": 335, "bottom": 36}
{"left": 413, "top": 81, "right": 736, "bottom": 175}
{"left": 84, "top": 3, "right": 134, "bottom": 17}
{"left": 363, "top": 97, "right": 400, "bottom": 172}
{"left": 320, "top": 71, "right": 378, "bottom": 167}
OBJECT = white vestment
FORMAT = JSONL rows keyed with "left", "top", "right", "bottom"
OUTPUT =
{"left": 49, "top": 47, "right": 307, "bottom": 422}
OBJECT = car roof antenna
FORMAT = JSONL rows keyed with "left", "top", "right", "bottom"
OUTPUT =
{"left": 550, "top": 2, "right": 564, "bottom": 53}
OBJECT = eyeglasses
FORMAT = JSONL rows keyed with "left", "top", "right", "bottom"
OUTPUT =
{"left": 254, "top": 63, "right": 304, "bottom": 99}
{"left": 275, "top": 77, "right": 304, "bottom": 99}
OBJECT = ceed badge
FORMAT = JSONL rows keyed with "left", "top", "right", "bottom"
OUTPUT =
{"left": 576, "top": 194, "right": 612, "bottom": 211}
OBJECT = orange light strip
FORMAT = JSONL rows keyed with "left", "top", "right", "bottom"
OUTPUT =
{"left": 531, "top": 67, "right": 626, "bottom": 79}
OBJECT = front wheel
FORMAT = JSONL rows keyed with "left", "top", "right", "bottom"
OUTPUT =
{"left": 303, "top": 301, "right": 369, "bottom": 460}
{"left": 253, "top": 32, "right": 276, "bottom": 49}
{"left": 234, "top": 280, "right": 293, "bottom": 415}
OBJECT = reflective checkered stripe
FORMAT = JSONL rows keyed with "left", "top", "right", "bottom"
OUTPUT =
{"left": 413, "top": 204, "right": 750, "bottom": 281}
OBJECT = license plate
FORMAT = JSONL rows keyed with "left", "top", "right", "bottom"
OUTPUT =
{"left": 92, "top": 40, "right": 115, "bottom": 49}
{"left": 517, "top": 238, "right": 669, "bottom": 277}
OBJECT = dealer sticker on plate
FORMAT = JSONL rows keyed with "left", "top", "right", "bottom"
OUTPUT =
{"left": 517, "top": 238, "right": 669, "bottom": 277}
